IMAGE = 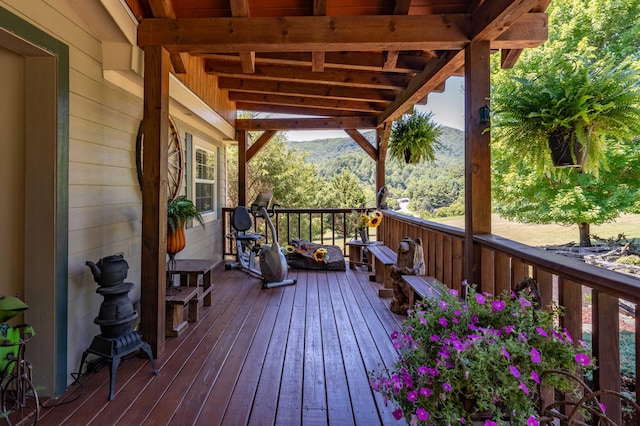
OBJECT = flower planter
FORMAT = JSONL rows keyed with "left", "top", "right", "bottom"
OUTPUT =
{"left": 547, "top": 131, "right": 587, "bottom": 168}
{"left": 167, "top": 222, "right": 186, "bottom": 255}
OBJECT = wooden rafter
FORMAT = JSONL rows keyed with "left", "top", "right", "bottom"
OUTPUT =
{"left": 229, "top": 92, "right": 387, "bottom": 113}
{"left": 229, "top": 0, "right": 255, "bottom": 73}
{"left": 246, "top": 130, "right": 277, "bottom": 162}
{"left": 147, "top": 0, "right": 187, "bottom": 74}
{"left": 345, "top": 129, "right": 377, "bottom": 161}
{"left": 312, "top": 0, "right": 328, "bottom": 72}
{"left": 235, "top": 103, "right": 375, "bottom": 117}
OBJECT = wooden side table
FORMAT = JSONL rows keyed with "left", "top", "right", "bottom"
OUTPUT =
{"left": 345, "top": 240, "right": 382, "bottom": 270}
{"left": 165, "top": 286, "right": 199, "bottom": 337}
{"left": 168, "top": 259, "right": 216, "bottom": 322}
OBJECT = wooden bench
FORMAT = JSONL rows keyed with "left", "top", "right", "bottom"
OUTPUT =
{"left": 400, "top": 275, "right": 441, "bottom": 308}
{"left": 165, "top": 286, "right": 199, "bottom": 337}
{"left": 169, "top": 259, "right": 217, "bottom": 322}
{"left": 366, "top": 244, "right": 397, "bottom": 296}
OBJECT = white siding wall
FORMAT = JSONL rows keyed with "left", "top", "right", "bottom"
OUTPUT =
{"left": 0, "top": 0, "right": 228, "bottom": 389}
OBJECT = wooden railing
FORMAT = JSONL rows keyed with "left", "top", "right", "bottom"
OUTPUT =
{"left": 379, "top": 210, "right": 639, "bottom": 424}
{"left": 221, "top": 206, "right": 638, "bottom": 422}
{"left": 222, "top": 207, "right": 378, "bottom": 258}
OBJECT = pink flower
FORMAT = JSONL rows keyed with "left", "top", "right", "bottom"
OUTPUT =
{"left": 491, "top": 300, "right": 506, "bottom": 312}
{"left": 503, "top": 324, "right": 515, "bottom": 333}
{"left": 439, "top": 300, "right": 449, "bottom": 311}
{"left": 392, "top": 408, "right": 403, "bottom": 420}
{"left": 563, "top": 328, "right": 574, "bottom": 344}
{"left": 509, "top": 365, "right": 521, "bottom": 378}
{"left": 449, "top": 289, "right": 459, "bottom": 297}
{"left": 438, "top": 317, "right": 448, "bottom": 328}
{"left": 420, "top": 387, "right": 432, "bottom": 397}
{"left": 530, "top": 348, "right": 541, "bottom": 364}
{"left": 419, "top": 317, "right": 426, "bottom": 325}
{"left": 430, "top": 334, "right": 440, "bottom": 341}
{"left": 416, "top": 408, "right": 429, "bottom": 421}
{"left": 475, "top": 293, "right": 486, "bottom": 305}
{"left": 531, "top": 370, "right": 540, "bottom": 384}
{"left": 527, "top": 416, "right": 539, "bottom": 425}
{"left": 443, "top": 382, "right": 452, "bottom": 391}
{"left": 519, "top": 380, "right": 529, "bottom": 395}
{"left": 536, "top": 327, "right": 548, "bottom": 337}
{"left": 576, "top": 353, "right": 591, "bottom": 366}
{"left": 519, "top": 297, "right": 532, "bottom": 308}
{"left": 407, "top": 390, "right": 418, "bottom": 402}
{"left": 484, "top": 421, "right": 498, "bottom": 426}
{"left": 501, "top": 347, "right": 511, "bottom": 360}
{"left": 417, "top": 366, "right": 429, "bottom": 376}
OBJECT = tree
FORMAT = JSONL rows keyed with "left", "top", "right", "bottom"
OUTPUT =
{"left": 491, "top": 0, "right": 640, "bottom": 246}
{"left": 314, "top": 169, "right": 368, "bottom": 208}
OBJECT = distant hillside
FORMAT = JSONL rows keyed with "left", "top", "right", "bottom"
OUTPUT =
{"left": 285, "top": 126, "right": 464, "bottom": 164}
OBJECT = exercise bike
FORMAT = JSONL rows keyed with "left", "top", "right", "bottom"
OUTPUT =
{"left": 225, "top": 192, "right": 297, "bottom": 289}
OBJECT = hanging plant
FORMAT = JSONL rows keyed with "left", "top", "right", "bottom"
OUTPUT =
{"left": 493, "top": 57, "right": 640, "bottom": 175}
{"left": 388, "top": 111, "right": 443, "bottom": 165}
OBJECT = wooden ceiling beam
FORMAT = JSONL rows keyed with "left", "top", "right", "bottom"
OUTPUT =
{"left": 492, "top": 13, "right": 548, "bottom": 48}
{"left": 345, "top": 129, "right": 378, "bottom": 161}
{"left": 205, "top": 62, "right": 412, "bottom": 90}
{"left": 312, "top": 0, "right": 327, "bottom": 72}
{"left": 472, "top": 0, "right": 541, "bottom": 41}
{"left": 230, "top": 0, "right": 256, "bottom": 74}
{"left": 229, "top": 92, "right": 387, "bottom": 113}
{"left": 138, "top": 15, "right": 470, "bottom": 51}
{"left": 236, "top": 117, "right": 378, "bottom": 131}
{"left": 236, "top": 103, "right": 374, "bottom": 117}
{"left": 378, "top": 50, "right": 465, "bottom": 124}
{"left": 218, "top": 78, "right": 398, "bottom": 103}
{"left": 147, "top": 0, "right": 187, "bottom": 74}
{"left": 137, "top": 14, "right": 548, "bottom": 52}
{"left": 198, "top": 52, "right": 429, "bottom": 73}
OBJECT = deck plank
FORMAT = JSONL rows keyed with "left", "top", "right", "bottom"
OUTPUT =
{"left": 38, "top": 265, "right": 407, "bottom": 426}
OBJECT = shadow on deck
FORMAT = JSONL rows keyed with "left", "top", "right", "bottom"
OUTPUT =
{"left": 38, "top": 264, "right": 407, "bottom": 425}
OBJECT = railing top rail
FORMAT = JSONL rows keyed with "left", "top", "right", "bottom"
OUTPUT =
{"left": 380, "top": 209, "right": 466, "bottom": 238}
{"left": 476, "top": 234, "right": 640, "bottom": 303}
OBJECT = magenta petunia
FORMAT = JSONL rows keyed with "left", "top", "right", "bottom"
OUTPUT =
{"left": 527, "top": 416, "right": 539, "bottom": 425}
{"left": 519, "top": 380, "right": 529, "bottom": 395}
{"left": 519, "top": 297, "right": 532, "bottom": 308}
{"left": 417, "top": 366, "right": 429, "bottom": 376}
{"left": 439, "top": 300, "right": 449, "bottom": 311}
{"left": 503, "top": 324, "right": 515, "bottom": 333}
{"left": 407, "top": 390, "right": 418, "bottom": 402}
{"left": 419, "top": 317, "right": 427, "bottom": 325}
{"left": 420, "top": 387, "right": 432, "bottom": 397}
{"left": 484, "top": 420, "right": 498, "bottom": 426}
{"left": 431, "top": 334, "right": 440, "bottom": 341}
{"left": 393, "top": 408, "right": 403, "bottom": 420}
{"left": 416, "top": 408, "right": 429, "bottom": 421}
{"left": 501, "top": 346, "right": 511, "bottom": 360}
{"left": 491, "top": 300, "right": 506, "bottom": 312}
{"left": 475, "top": 293, "right": 486, "bottom": 305}
{"left": 509, "top": 365, "right": 521, "bottom": 378}
{"left": 576, "top": 353, "right": 591, "bottom": 366}
{"left": 449, "top": 288, "right": 459, "bottom": 297}
{"left": 563, "top": 328, "right": 574, "bottom": 344}
{"left": 443, "top": 382, "right": 452, "bottom": 391}
{"left": 438, "top": 317, "right": 448, "bottom": 328}
{"left": 536, "top": 327, "right": 548, "bottom": 337}
{"left": 531, "top": 370, "right": 540, "bottom": 384}
{"left": 530, "top": 348, "right": 541, "bottom": 364}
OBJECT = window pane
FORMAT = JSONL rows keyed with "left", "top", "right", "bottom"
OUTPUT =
{"left": 196, "top": 148, "right": 215, "bottom": 180}
{"left": 196, "top": 182, "right": 214, "bottom": 212}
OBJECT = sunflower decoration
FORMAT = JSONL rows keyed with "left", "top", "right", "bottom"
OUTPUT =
{"left": 282, "top": 244, "right": 296, "bottom": 255}
{"left": 312, "top": 248, "right": 328, "bottom": 263}
{"left": 368, "top": 210, "right": 383, "bottom": 228}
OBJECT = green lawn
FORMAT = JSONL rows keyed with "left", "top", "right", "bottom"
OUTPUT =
{"left": 431, "top": 213, "right": 640, "bottom": 247}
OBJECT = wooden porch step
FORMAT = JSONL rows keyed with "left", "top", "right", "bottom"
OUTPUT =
{"left": 165, "top": 286, "right": 199, "bottom": 337}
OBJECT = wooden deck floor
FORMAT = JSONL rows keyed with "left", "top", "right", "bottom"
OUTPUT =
{"left": 38, "top": 264, "right": 407, "bottom": 425}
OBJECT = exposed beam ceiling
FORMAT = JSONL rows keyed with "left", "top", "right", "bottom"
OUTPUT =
{"left": 127, "top": 0, "right": 551, "bottom": 129}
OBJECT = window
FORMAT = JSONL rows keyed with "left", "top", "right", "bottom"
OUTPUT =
{"left": 194, "top": 146, "right": 216, "bottom": 220}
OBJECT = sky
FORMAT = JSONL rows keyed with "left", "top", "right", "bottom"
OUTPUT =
{"left": 284, "top": 76, "right": 465, "bottom": 141}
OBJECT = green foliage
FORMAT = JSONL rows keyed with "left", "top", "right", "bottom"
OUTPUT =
{"left": 616, "top": 255, "right": 640, "bottom": 266}
{"left": 314, "top": 169, "right": 367, "bottom": 208}
{"left": 493, "top": 138, "right": 640, "bottom": 227}
{"left": 388, "top": 111, "right": 444, "bottom": 165}
{"left": 167, "top": 196, "right": 204, "bottom": 232}
{"left": 227, "top": 132, "right": 318, "bottom": 208}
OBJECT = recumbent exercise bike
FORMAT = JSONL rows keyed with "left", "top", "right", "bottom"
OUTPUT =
{"left": 225, "top": 192, "right": 296, "bottom": 288}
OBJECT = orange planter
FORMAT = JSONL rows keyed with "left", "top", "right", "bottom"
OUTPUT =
{"left": 167, "top": 222, "right": 186, "bottom": 255}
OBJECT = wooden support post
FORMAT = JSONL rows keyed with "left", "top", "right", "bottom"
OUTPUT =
{"left": 463, "top": 40, "right": 491, "bottom": 287}
{"left": 140, "top": 46, "right": 170, "bottom": 357}
{"left": 376, "top": 125, "right": 390, "bottom": 192}
{"left": 593, "top": 290, "right": 621, "bottom": 424}
{"left": 237, "top": 129, "right": 248, "bottom": 207}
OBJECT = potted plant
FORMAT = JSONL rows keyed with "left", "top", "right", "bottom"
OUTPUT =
{"left": 492, "top": 57, "right": 640, "bottom": 174}
{"left": 167, "top": 196, "right": 205, "bottom": 255}
{"left": 388, "top": 111, "right": 443, "bottom": 165}
{"left": 369, "top": 281, "right": 593, "bottom": 425}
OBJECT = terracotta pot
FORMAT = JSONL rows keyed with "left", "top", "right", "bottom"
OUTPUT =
{"left": 167, "top": 222, "right": 186, "bottom": 255}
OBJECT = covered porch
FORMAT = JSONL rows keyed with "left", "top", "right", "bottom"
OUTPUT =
{"left": 38, "top": 264, "right": 404, "bottom": 425}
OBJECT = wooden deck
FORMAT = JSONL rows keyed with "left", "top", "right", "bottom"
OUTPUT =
{"left": 38, "top": 264, "right": 407, "bottom": 425}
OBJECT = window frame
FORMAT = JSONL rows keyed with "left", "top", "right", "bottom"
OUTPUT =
{"left": 192, "top": 137, "right": 217, "bottom": 223}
